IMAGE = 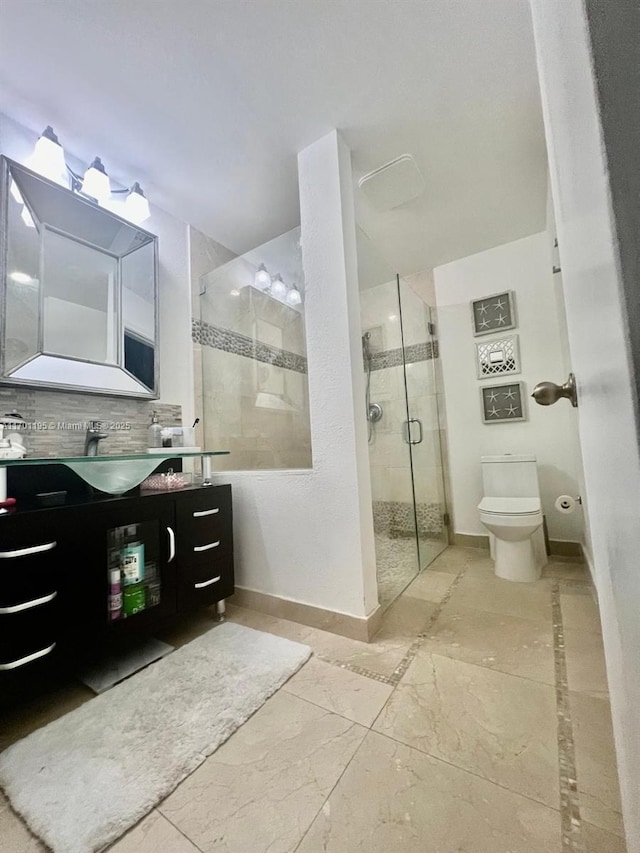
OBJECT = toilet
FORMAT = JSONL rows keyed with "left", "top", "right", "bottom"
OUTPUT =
{"left": 478, "top": 454, "right": 548, "bottom": 582}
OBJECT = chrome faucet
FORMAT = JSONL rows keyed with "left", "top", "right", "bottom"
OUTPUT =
{"left": 84, "top": 421, "right": 109, "bottom": 456}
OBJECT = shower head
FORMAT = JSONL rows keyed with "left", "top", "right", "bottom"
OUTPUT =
{"left": 362, "top": 331, "right": 373, "bottom": 362}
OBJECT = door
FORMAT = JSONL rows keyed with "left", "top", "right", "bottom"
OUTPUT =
{"left": 72, "top": 498, "right": 178, "bottom": 644}
{"left": 397, "top": 276, "right": 449, "bottom": 570}
{"left": 531, "top": 2, "right": 640, "bottom": 844}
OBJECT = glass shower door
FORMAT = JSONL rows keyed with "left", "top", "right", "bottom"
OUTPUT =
{"left": 357, "top": 229, "right": 449, "bottom": 608}
{"left": 397, "top": 276, "right": 449, "bottom": 570}
{"left": 361, "top": 282, "right": 421, "bottom": 608}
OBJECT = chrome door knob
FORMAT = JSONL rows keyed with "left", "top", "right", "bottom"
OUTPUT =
{"left": 531, "top": 373, "right": 578, "bottom": 407}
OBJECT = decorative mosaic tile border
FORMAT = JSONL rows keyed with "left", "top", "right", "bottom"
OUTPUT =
{"left": 192, "top": 318, "right": 308, "bottom": 374}
{"left": 373, "top": 500, "right": 445, "bottom": 538}
{"left": 551, "top": 581, "right": 586, "bottom": 852}
{"left": 316, "top": 563, "right": 468, "bottom": 687}
{"left": 316, "top": 565, "right": 590, "bottom": 851}
{"left": 312, "top": 655, "right": 395, "bottom": 685}
{"left": 388, "top": 564, "right": 467, "bottom": 685}
{"left": 558, "top": 578, "right": 592, "bottom": 594}
{"left": 367, "top": 340, "right": 439, "bottom": 372}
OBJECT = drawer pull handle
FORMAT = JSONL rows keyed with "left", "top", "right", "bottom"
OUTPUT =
{"left": 0, "top": 642, "right": 56, "bottom": 671}
{"left": 194, "top": 575, "right": 221, "bottom": 589}
{"left": 0, "top": 541, "right": 57, "bottom": 559}
{"left": 194, "top": 541, "right": 220, "bottom": 552}
{"left": 0, "top": 590, "right": 57, "bottom": 615}
{"left": 193, "top": 508, "right": 219, "bottom": 518}
{"left": 167, "top": 526, "right": 176, "bottom": 563}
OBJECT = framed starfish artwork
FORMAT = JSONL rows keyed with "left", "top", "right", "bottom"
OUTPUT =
{"left": 480, "top": 382, "right": 527, "bottom": 424}
{"left": 471, "top": 291, "right": 516, "bottom": 336}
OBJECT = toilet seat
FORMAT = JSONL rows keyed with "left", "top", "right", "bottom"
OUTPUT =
{"left": 478, "top": 497, "right": 541, "bottom": 516}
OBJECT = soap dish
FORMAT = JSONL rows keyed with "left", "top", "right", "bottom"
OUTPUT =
{"left": 140, "top": 470, "right": 191, "bottom": 491}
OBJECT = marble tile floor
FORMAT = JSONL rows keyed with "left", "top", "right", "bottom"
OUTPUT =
{"left": 0, "top": 547, "right": 626, "bottom": 853}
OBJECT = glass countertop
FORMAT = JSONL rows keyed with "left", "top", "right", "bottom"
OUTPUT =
{"left": 0, "top": 451, "right": 230, "bottom": 496}
{"left": 0, "top": 450, "right": 229, "bottom": 466}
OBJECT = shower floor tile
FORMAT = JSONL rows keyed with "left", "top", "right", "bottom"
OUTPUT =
{"left": 375, "top": 533, "right": 446, "bottom": 609}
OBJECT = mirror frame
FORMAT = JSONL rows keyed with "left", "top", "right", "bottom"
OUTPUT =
{"left": 0, "top": 156, "right": 160, "bottom": 399}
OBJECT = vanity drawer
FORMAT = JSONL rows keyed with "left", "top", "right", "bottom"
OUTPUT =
{"left": 177, "top": 488, "right": 233, "bottom": 563}
{"left": 0, "top": 515, "right": 62, "bottom": 602}
{"left": 0, "top": 601, "right": 59, "bottom": 671}
{"left": 178, "top": 487, "right": 232, "bottom": 538}
{"left": 177, "top": 551, "right": 234, "bottom": 610}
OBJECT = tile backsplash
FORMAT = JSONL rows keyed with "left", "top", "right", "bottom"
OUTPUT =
{"left": 0, "top": 387, "right": 181, "bottom": 457}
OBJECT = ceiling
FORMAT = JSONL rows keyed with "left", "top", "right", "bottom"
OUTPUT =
{"left": 0, "top": 0, "right": 548, "bottom": 275}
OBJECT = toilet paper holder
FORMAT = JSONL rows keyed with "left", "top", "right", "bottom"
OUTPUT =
{"left": 555, "top": 494, "right": 583, "bottom": 513}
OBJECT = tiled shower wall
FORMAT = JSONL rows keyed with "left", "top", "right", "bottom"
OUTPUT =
{"left": 0, "top": 386, "right": 181, "bottom": 457}
{"left": 191, "top": 226, "right": 312, "bottom": 471}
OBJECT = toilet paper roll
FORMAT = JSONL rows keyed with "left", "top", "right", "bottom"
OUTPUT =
{"left": 555, "top": 495, "right": 576, "bottom": 514}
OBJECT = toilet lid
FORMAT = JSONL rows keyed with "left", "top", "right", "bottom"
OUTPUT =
{"left": 479, "top": 497, "right": 541, "bottom": 515}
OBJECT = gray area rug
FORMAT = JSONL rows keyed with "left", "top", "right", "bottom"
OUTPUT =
{"left": 0, "top": 622, "right": 311, "bottom": 853}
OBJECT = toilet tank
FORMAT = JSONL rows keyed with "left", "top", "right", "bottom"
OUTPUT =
{"left": 481, "top": 454, "right": 540, "bottom": 498}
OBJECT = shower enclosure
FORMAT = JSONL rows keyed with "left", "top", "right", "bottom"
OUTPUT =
{"left": 358, "top": 230, "right": 449, "bottom": 607}
{"left": 195, "top": 227, "right": 312, "bottom": 471}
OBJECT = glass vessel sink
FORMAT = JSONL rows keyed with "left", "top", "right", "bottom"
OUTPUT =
{"left": 65, "top": 458, "right": 169, "bottom": 494}
{"left": 0, "top": 451, "right": 229, "bottom": 496}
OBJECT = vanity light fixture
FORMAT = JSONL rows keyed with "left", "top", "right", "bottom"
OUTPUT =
{"left": 124, "top": 182, "right": 151, "bottom": 225}
{"left": 254, "top": 264, "right": 271, "bottom": 290}
{"left": 81, "top": 157, "right": 111, "bottom": 203}
{"left": 25, "top": 125, "right": 67, "bottom": 186}
{"left": 252, "top": 264, "right": 303, "bottom": 307}
{"left": 270, "top": 273, "right": 287, "bottom": 299}
{"left": 24, "top": 126, "right": 151, "bottom": 224}
{"left": 286, "top": 283, "right": 302, "bottom": 306}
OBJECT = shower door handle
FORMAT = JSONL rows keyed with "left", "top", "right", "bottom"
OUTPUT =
{"left": 403, "top": 418, "right": 423, "bottom": 445}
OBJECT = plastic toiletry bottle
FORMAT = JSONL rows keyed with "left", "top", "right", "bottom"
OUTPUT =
{"left": 148, "top": 411, "right": 162, "bottom": 448}
{"left": 121, "top": 526, "right": 145, "bottom": 586}
{"left": 108, "top": 568, "right": 122, "bottom": 621}
{"left": 123, "top": 583, "right": 146, "bottom": 617}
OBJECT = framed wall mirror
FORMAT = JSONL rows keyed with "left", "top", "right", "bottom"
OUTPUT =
{"left": 0, "top": 156, "right": 159, "bottom": 398}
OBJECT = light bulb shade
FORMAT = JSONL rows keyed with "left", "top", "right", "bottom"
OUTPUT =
{"left": 26, "top": 126, "right": 67, "bottom": 186}
{"left": 254, "top": 264, "right": 271, "bottom": 289}
{"left": 82, "top": 157, "right": 111, "bottom": 202}
{"left": 271, "top": 274, "right": 287, "bottom": 298}
{"left": 124, "top": 182, "right": 151, "bottom": 224}
{"left": 286, "top": 285, "right": 302, "bottom": 306}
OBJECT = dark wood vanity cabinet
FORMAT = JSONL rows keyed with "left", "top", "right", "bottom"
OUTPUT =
{"left": 0, "top": 485, "right": 233, "bottom": 683}
{"left": 175, "top": 487, "right": 234, "bottom": 610}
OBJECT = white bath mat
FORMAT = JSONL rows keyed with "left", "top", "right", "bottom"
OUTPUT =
{"left": 0, "top": 622, "right": 311, "bottom": 853}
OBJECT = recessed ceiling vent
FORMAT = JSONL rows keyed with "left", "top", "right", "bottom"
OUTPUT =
{"left": 358, "top": 154, "right": 425, "bottom": 210}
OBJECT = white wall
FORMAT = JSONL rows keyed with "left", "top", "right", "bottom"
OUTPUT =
{"left": 531, "top": 1, "right": 640, "bottom": 847}
{"left": 545, "top": 183, "right": 594, "bottom": 568}
{"left": 435, "top": 230, "right": 584, "bottom": 543}
{"left": 210, "top": 130, "right": 378, "bottom": 619}
{"left": 0, "top": 112, "right": 193, "bottom": 422}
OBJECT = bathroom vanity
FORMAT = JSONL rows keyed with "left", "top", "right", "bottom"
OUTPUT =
{"left": 0, "top": 473, "right": 233, "bottom": 687}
